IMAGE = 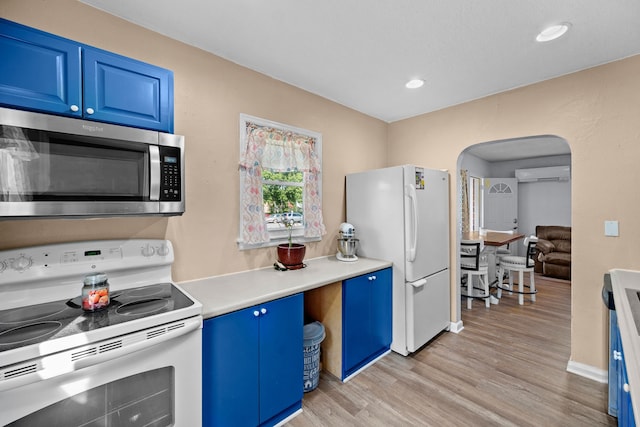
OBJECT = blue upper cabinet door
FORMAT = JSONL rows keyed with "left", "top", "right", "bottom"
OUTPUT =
{"left": 0, "top": 18, "right": 82, "bottom": 116}
{"left": 83, "top": 48, "right": 174, "bottom": 132}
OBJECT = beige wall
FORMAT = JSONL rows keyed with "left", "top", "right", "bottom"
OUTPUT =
{"left": 0, "top": 0, "right": 388, "bottom": 281}
{"left": 389, "top": 56, "right": 640, "bottom": 371}
{"left": 2, "top": 0, "right": 638, "bottom": 373}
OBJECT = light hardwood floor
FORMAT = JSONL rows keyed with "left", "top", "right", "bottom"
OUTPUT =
{"left": 288, "top": 274, "right": 616, "bottom": 427}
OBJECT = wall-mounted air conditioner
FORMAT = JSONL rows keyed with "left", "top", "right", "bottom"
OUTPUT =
{"left": 515, "top": 166, "right": 571, "bottom": 182}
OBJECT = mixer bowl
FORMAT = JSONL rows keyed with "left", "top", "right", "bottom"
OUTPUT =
{"left": 337, "top": 238, "right": 359, "bottom": 257}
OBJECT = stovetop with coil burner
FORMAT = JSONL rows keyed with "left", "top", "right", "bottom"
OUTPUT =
{"left": 0, "top": 239, "right": 202, "bottom": 368}
{"left": 0, "top": 282, "right": 195, "bottom": 354}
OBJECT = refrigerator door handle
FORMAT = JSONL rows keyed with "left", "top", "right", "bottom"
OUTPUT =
{"left": 409, "top": 278, "right": 427, "bottom": 288}
{"left": 406, "top": 184, "right": 418, "bottom": 262}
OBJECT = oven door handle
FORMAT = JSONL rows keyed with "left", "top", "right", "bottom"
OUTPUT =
{"left": 0, "top": 316, "right": 202, "bottom": 393}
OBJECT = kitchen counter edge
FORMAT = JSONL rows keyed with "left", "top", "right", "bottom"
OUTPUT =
{"left": 609, "top": 268, "right": 640, "bottom": 424}
{"left": 179, "top": 255, "right": 392, "bottom": 319}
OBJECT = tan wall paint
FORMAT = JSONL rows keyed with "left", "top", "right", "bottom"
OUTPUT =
{"left": 388, "top": 56, "right": 640, "bottom": 371}
{"left": 2, "top": 0, "right": 638, "bottom": 372}
{"left": 0, "top": 0, "right": 388, "bottom": 281}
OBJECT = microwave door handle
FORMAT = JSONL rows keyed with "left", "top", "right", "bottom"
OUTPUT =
{"left": 149, "top": 146, "right": 160, "bottom": 201}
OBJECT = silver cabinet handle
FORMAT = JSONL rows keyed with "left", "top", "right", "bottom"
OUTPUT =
{"left": 70, "top": 104, "right": 79, "bottom": 112}
{"left": 253, "top": 310, "right": 260, "bottom": 317}
{"left": 86, "top": 107, "right": 95, "bottom": 115}
{"left": 261, "top": 308, "right": 267, "bottom": 315}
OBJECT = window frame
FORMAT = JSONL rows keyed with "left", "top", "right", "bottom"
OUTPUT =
{"left": 238, "top": 113, "right": 322, "bottom": 250}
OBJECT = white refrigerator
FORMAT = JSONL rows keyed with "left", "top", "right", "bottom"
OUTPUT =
{"left": 346, "top": 165, "right": 450, "bottom": 356}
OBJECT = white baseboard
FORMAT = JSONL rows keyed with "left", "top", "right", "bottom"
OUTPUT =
{"left": 274, "top": 408, "right": 303, "bottom": 427}
{"left": 566, "top": 360, "right": 608, "bottom": 383}
{"left": 448, "top": 320, "right": 464, "bottom": 333}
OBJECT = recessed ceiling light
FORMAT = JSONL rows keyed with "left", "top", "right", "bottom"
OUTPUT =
{"left": 536, "top": 23, "right": 570, "bottom": 42}
{"left": 405, "top": 79, "right": 425, "bottom": 89}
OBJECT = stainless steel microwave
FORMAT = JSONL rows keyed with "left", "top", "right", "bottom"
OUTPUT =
{"left": 0, "top": 107, "right": 184, "bottom": 219}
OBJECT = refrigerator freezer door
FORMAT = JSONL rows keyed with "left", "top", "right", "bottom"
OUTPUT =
{"left": 406, "top": 269, "right": 450, "bottom": 352}
{"left": 403, "top": 167, "right": 449, "bottom": 283}
{"left": 346, "top": 166, "right": 406, "bottom": 268}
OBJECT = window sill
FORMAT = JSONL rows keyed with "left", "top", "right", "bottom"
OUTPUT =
{"left": 237, "top": 235, "right": 321, "bottom": 251}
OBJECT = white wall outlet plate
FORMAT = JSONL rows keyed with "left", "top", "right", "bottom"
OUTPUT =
{"left": 605, "top": 220, "right": 619, "bottom": 237}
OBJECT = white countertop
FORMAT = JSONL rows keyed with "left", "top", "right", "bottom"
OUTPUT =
{"left": 609, "top": 269, "right": 640, "bottom": 424}
{"left": 179, "top": 255, "right": 392, "bottom": 318}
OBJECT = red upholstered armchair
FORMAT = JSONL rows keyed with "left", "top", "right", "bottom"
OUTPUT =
{"left": 534, "top": 225, "right": 571, "bottom": 280}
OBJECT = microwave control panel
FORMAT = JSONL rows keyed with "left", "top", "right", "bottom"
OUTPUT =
{"left": 159, "top": 146, "right": 181, "bottom": 201}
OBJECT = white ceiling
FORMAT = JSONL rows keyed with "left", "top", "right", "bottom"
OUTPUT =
{"left": 79, "top": 1, "right": 639, "bottom": 160}
{"left": 464, "top": 135, "right": 570, "bottom": 162}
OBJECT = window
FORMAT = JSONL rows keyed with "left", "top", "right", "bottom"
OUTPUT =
{"left": 238, "top": 114, "right": 325, "bottom": 249}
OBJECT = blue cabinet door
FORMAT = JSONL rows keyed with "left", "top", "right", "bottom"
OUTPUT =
{"left": 259, "top": 293, "right": 303, "bottom": 425}
{"left": 83, "top": 48, "right": 174, "bottom": 132}
{"left": 202, "top": 293, "right": 303, "bottom": 427}
{"left": 1, "top": 18, "right": 174, "bottom": 132}
{"left": 342, "top": 268, "right": 392, "bottom": 379}
{"left": 202, "top": 308, "right": 260, "bottom": 427}
{"left": 0, "top": 18, "right": 82, "bottom": 116}
{"left": 620, "top": 359, "right": 636, "bottom": 427}
{"left": 610, "top": 310, "right": 620, "bottom": 417}
{"left": 370, "top": 267, "right": 393, "bottom": 351}
{"left": 615, "top": 319, "right": 637, "bottom": 426}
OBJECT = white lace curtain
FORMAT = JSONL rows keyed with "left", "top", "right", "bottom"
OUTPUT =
{"left": 239, "top": 124, "right": 326, "bottom": 245}
{"left": 460, "top": 169, "right": 470, "bottom": 233}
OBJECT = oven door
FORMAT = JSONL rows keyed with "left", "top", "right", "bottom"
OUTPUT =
{"left": 0, "top": 321, "right": 201, "bottom": 427}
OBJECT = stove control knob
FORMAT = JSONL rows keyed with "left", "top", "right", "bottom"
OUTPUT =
{"left": 13, "top": 255, "right": 33, "bottom": 272}
{"left": 141, "top": 244, "right": 155, "bottom": 257}
{"left": 157, "top": 244, "right": 170, "bottom": 257}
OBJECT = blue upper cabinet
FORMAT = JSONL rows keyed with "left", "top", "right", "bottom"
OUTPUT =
{"left": 83, "top": 48, "right": 173, "bottom": 132}
{"left": 0, "top": 18, "right": 174, "bottom": 133}
{"left": 0, "top": 19, "right": 82, "bottom": 117}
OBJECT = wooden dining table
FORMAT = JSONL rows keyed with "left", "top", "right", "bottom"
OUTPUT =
{"left": 463, "top": 230, "right": 525, "bottom": 247}
{"left": 462, "top": 230, "right": 525, "bottom": 287}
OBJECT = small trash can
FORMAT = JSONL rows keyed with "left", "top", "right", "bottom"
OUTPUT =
{"left": 303, "top": 321, "right": 325, "bottom": 392}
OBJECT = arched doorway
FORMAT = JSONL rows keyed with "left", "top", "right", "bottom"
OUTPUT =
{"left": 453, "top": 135, "right": 571, "bottom": 325}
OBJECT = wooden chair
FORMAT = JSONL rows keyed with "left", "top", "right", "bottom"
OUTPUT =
{"left": 460, "top": 240, "right": 490, "bottom": 309}
{"left": 496, "top": 236, "right": 538, "bottom": 305}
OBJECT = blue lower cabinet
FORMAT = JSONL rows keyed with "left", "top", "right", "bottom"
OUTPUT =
{"left": 342, "top": 267, "right": 392, "bottom": 379}
{"left": 203, "top": 293, "right": 303, "bottom": 427}
{"left": 610, "top": 310, "right": 620, "bottom": 417}
{"left": 620, "top": 357, "right": 636, "bottom": 427}
{"left": 614, "top": 316, "right": 636, "bottom": 426}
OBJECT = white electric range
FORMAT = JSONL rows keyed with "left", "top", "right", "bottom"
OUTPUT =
{"left": 0, "top": 239, "right": 202, "bottom": 426}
